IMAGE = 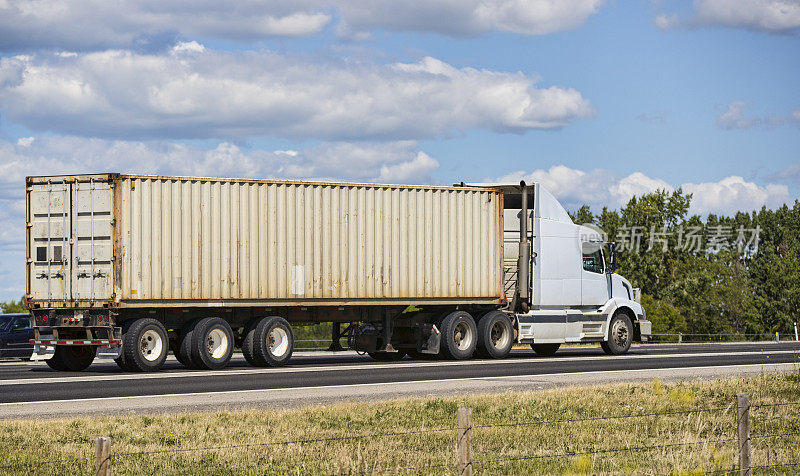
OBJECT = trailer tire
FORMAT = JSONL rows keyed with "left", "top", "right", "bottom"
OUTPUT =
{"left": 241, "top": 319, "right": 260, "bottom": 366}
{"left": 247, "top": 316, "right": 294, "bottom": 367}
{"left": 602, "top": 312, "right": 633, "bottom": 355}
{"left": 531, "top": 343, "right": 561, "bottom": 356}
{"left": 46, "top": 345, "right": 96, "bottom": 371}
{"left": 120, "top": 318, "right": 169, "bottom": 372}
{"left": 438, "top": 311, "right": 477, "bottom": 360}
{"left": 176, "top": 319, "right": 202, "bottom": 368}
{"left": 476, "top": 311, "right": 513, "bottom": 359}
{"left": 368, "top": 350, "right": 407, "bottom": 361}
{"left": 190, "top": 317, "right": 235, "bottom": 370}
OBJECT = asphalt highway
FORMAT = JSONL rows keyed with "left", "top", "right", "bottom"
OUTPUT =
{"left": 1, "top": 342, "right": 798, "bottom": 418}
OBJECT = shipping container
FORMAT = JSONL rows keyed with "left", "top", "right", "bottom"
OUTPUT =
{"left": 27, "top": 174, "right": 503, "bottom": 308}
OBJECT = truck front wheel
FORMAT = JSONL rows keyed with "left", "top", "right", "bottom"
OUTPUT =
{"left": 601, "top": 312, "right": 633, "bottom": 355}
{"left": 119, "top": 318, "right": 169, "bottom": 372}
{"left": 476, "top": 311, "right": 513, "bottom": 359}
{"left": 46, "top": 345, "right": 96, "bottom": 371}
{"left": 438, "top": 311, "right": 477, "bottom": 360}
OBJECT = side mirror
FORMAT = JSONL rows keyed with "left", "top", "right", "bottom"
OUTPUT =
{"left": 607, "top": 242, "right": 616, "bottom": 273}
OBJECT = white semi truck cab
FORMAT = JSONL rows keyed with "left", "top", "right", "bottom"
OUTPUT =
{"left": 479, "top": 181, "right": 649, "bottom": 356}
{"left": 25, "top": 174, "right": 649, "bottom": 371}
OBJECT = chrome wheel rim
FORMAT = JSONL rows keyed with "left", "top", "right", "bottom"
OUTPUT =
{"left": 140, "top": 329, "right": 163, "bottom": 362}
{"left": 453, "top": 320, "right": 474, "bottom": 351}
{"left": 489, "top": 320, "right": 510, "bottom": 349}
{"left": 268, "top": 327, "right": 290, "bottom": 357}
{"left": 612, "top": 319, "right": 629, "bottom": 347}
{"left": 207, "top": 328, "right": 229, "bottom": 359}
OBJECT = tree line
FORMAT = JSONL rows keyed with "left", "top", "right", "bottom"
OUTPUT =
{"left": 570, "top": 189, "right": 800, "bottom": 337}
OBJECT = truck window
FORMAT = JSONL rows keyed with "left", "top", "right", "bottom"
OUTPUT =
{"left": 582, "top": 243, "right": 604, "bottom": 274}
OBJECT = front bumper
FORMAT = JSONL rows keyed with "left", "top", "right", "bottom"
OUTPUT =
{"left": 637, "top": 319, "right": 652, "bottom": 342}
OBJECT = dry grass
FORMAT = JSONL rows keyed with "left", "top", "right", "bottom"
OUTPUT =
{"left": 1, "top": 373, "right": 799, "bottom": 475}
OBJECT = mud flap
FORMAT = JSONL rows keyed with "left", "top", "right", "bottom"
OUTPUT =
{"left": 30, "top": 344, "right": 55, "bottom": 361}
{"left": 415, "top": 323, "right": 441, "bottom": 354}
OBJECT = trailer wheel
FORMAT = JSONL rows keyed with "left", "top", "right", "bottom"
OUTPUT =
{"left": 368, "top": 350, "right": 407, "bottom": 361}
{"left": 245, "top": 316, "right": 294, "bottom": 367}
{"left": 241, "top": 319, "right": 260, "bottom": 366}
{"left": 120, "top": 318, "right": 169, "bottom": 372}
{"left": 531, "top": 343, "right": 561, "bottom": 356}
{"left": 438, "top": 311, "right": 477, "bottom": 360}
{"left": 46, "top": 345, "right": 96, "bottom": 371}
{"left": 190, "top": 317, "right": 235, "bottom": 370}
{"left": 476, "top": 311, "right": 514, "bottom": 359}
{"left": 176, "top": 319, "right": 202, "bottom": 369}
{"left": 602, "top": 312, "right": 633, "bottom": 355}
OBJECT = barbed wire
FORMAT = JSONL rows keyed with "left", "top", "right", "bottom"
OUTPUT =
{"left": 110, "top": 426, "right": 454, "bottom": 460}
{"left": 471, "top": 436, "right": 738, "bottom": 467}
{"left": 471, "top": 406, "right": 732, "bottom": 429}
{"left": 751, "top": 401, "right": 800, "bottom": 409}
{"left": 751, "top": 431, "right": 800, "bottom": 440}
{"left": 0, "top": 455, "right": 93, "bottom": 470}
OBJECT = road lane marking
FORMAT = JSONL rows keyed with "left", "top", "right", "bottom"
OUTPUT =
{"left": 0, "top": 349, "right": 797, "bottom": 387}
{"left": 1, "top": 362, "right": 796, "bottom": 407}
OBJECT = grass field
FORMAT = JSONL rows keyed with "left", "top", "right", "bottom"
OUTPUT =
{"left": 1, "top": 373, "right": 799, "bottom": 475}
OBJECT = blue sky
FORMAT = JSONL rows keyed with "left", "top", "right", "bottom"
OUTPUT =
{"left": 0, "top": 0, "right": 798, "bottom": 300}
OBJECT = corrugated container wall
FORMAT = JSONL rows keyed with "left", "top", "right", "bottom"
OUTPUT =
{"left": 27, "top": 175, "right": 504, "bottom": 307}
{"left": 118, "top": 176, "right": 503, "bottom": 305}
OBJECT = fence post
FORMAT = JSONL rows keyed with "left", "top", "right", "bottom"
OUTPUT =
{"left": 736, "top": 394, "right": 750, "bottom": 476}
{"left": 775, "top": 331, "right": 779, "bottom": 342}
{"left": 794, "top": 322, "right": 798, "bottom": 342}
{"left": 678, "top": 333, "right": 682, "bottom": 343}
{"left": 456, "top": 407, "right": 472, "bottom": 476}
{"left": 95, "top": 436, "right": 111, "bottom": 476}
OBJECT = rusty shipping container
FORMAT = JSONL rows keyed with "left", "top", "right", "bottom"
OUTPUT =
{"left": 27, "top": 174, "right": 504, "bottom": 309}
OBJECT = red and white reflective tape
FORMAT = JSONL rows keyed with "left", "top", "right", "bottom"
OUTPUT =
{"left": 30, "top": 339, "right": 121, "bottom": 346}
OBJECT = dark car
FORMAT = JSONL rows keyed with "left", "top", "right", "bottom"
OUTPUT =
{"left": 0, "top": 314, "right": 34, "bottom": 359}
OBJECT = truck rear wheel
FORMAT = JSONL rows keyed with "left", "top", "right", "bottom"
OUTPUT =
{"left": 438, "top": 311, "right": 477, "bottom": 360}
{"left": 531, "top": 343, "right": 561, "bottom": 356}
{"left": 476, "top": 311, "right": 513, "bottom": 359}
{"left": 46, "top": 345, "right": 96, "bottom": 371}
{"left": 602, "top": 312, "right": 633, "bottom": 355}
{"left": 244, "top": 316, "right": 294, "bottom": 367}
{"left": 120, "top": 318, "right": 169, "bottom": 372}
{"left": 190, "top": 317, "right": 235, "bottom": 370}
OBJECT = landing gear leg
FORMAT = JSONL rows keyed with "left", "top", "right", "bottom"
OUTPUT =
{"left": 327, "top": 322, "right": 345, "bottom": 352}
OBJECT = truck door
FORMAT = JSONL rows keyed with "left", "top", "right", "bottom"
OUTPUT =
{"left": 71, "top": 178, "right": 114, "bottom": 304}
{"left": 580, "top": 241, "right": 608, "bottom": 306}
{"left": 28, "top": 180, "right": 72, "bottom": 304}
{"left": 28, "top": 177, "right": 114, "bottom": 306}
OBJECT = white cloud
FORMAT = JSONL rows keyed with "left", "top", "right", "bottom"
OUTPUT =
{"left": 16, "top": 137, "right": 34, "bottom": 147}
{"left": 0, "top": 1, "right": 603, "bottom": 52}
{"left": 716, "top": 101, "right": 800, "bottom": 130}
{"left": 335, "top": 0, "right": 603, "bottom": 38}
{"left": 0, "top": 1, "right": 333, "bottom": 51}
{"left": 0, "top": 49, "right": 594, "bottom": 141}
{"left": 682, "top": 176, "right": 791, "bottom": 215}
{"left": 657, "top": 0, "right": 800, "bottom": 33}
{"left": 491, "top": 165, "right": 791, "bottom": 215}
{"left": 717, "top": 101, "right": 760, "bottom": 129}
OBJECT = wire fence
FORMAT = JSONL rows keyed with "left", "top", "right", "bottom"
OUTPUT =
{"left": 649, "top": 332, "right": 800, "bottom": 343}
{"left": 2, "top": 394, "right": 798, "bottom": 475}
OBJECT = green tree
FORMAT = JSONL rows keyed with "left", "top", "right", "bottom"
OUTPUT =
{"left": 0, "top": 296, "right": 27, "bottom": 314}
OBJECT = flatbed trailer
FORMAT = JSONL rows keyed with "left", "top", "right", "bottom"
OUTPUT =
{"left": 25, "top": 174, "right": 649, "bottom": 371}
